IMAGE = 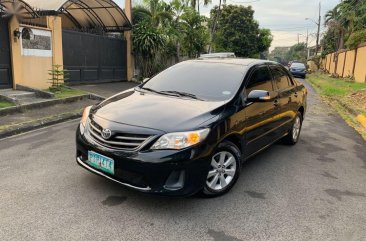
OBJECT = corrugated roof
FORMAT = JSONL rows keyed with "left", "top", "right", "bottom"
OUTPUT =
{"left": 0, "top": 0, "right": 132, "bottom": 32}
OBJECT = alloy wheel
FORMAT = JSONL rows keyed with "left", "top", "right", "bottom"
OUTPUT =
{"left": 292, "top": 116, "right": 301, "bottom": 141}
{"left": 206, "top": 151, "right": 237, "bottom": 191}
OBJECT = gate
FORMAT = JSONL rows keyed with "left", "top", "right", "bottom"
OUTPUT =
{"left": 62, "top": 30, "right": 127, "bottom": 84}
{"left": 0, "top": 18, "right": 13, "bottom": 89}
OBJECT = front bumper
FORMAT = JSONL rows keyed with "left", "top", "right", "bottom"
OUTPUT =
{"left": 76, "top": 127, "right": 213, "bottom": 197}
{"left": 290, "top": 71, "right": 306, "bottom": 77}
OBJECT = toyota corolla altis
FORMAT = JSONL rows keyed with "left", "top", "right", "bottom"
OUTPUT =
{"left": 76, "top": 59, "right": 307, "bottom": 197}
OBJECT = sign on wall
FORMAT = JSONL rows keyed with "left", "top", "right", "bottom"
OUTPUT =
{"left": 21, "top": 27, "right": 52, "bottom": 57}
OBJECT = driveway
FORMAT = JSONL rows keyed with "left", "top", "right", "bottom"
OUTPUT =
{"left": 0, "top": 79, "right": 365, "bottom": 241}
{"left": 72, "top": 81, "right": 139, "bottom": 98}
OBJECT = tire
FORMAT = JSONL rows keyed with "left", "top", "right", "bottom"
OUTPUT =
{"left": 283, "top": 111, "right": 303, "bottom": 145}
{"left": 202, "top": 141, "right": 241, "bottom": 197}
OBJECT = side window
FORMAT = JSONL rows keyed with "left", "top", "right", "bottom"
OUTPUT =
{"left": 246, "top": 66, "right": 273, "bottom": 95}
{"left": 271, "top": 66, "right": 291, "bottom": 90}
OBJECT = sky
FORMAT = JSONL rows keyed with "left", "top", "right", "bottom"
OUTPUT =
{"left": 115, "top": 0, "right": 340, "bottom": 51}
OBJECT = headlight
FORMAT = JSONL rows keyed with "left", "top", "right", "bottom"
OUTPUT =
{"left": 151, "top": 129, "right": 210, "bottom": 150}
{"left": 80, "top": 106, "right": 92, "bottom": 135}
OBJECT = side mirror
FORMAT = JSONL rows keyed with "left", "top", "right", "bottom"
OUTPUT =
{"left": 247, "top": 90, "right": 271, "bottom": 102}
{"left": 143, "top": 78, "right": 149, "bottom": 83}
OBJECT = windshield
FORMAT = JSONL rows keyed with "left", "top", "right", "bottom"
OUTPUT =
{"left": 291, "top": 63, "right": 306, "bottom": 68}
{"left": 141, "top": 61, "right": 246, "bottom": 101}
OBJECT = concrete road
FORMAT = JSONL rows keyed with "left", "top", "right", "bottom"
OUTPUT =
{"left": 1, "top": 80, "right": 365, "bottom": 241}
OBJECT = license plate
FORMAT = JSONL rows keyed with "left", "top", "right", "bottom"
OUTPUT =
{"left": 87, "top": 151, "right": 114, "bottom": 175}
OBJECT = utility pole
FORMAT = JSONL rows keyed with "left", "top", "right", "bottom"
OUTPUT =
{"left": 315, "top": 2, "right": 321, "bottom": 56}
{"left": 305, "top": 2, "right": 321, "bottom": 56}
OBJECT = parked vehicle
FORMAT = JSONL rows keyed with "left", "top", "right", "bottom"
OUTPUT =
{"left": 76, "top": 59, "right": 307, "bottom": 197}
{"left": 200, "top": 52, "right": 236, "bottom": 59}
{"left": 289, "top": 62, "right": 307, "bottom": 78}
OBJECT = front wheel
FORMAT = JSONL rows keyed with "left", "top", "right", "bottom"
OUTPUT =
{"left": 283, "top": 112, "right": 303, "bottom": 145}
{"left": 202, "top": 141, "right": 241, "bottom": 197}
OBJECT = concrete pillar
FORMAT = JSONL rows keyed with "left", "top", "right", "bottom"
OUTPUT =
{"left": 124, "top": 0, "right": 134, "bottom": 81}
{"left": 46, "top": 16, "right": 64, "bottom": 68}
{"left": 8, "top": 16, "right": 22, "bottom": 89}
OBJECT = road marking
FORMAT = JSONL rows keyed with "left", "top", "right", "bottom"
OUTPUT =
{"left": 356, "top": 114, "right": 366, "bottom": 128}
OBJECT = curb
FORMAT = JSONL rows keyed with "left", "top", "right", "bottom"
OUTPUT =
{"left": 0, "top": 112, "right": 82, "bottom": 140}
{"left": 0, "top": 94, "right": 105, "bottom": 117}
{"left": 357, "top": 114, "right": 366, "bottom": 128}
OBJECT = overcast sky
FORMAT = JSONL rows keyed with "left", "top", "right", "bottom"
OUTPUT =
{"left": 116, "top": 0, "right": 340, "bottom": 51}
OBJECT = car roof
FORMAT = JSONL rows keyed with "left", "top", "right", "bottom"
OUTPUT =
{"left": 187, "top": 58, "right": 278, "bottom": 67}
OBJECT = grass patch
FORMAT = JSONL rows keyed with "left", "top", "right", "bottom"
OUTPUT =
{"left": 47, "top": 86, "right": 87, "bottom": 99}
{"left": 307, "top": 72, "right": 366, "bottom": 140}
{"left": 307, "top": 72, "right": 366, "bottom": 97}
{"left": 0, "top": 100, "right": 15, "bottom": 109}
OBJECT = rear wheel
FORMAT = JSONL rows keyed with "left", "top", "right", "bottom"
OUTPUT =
{"left": 202, "top": 141, "right": 241, "bottom": 197}
{"left": 283, "top": 111, "right": 303, "bottom": 145}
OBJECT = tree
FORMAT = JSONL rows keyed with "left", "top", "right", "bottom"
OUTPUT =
{"left": 180, "top": 8, "right": 209, "bottom": 58}
{"left": 190, "top": 0, "right": 211, "bottom": 14}
{"left": 210, "top": 5, "right": 272, "bottom": 57}
{"left": 133, "top": 0, "right": 173, "bottom": 27}
{"left": 132, "top": 22, "right": 166, "bottom": 77}
{"left": 285, "top": 43, "right": 307, "bottom": 63}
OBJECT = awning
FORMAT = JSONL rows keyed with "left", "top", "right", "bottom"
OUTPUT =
{"left": 0, "top": 0, "right": 38, "bottom": 19}
{"left": 1, "top": 0, "right": 132, "bottom": 32}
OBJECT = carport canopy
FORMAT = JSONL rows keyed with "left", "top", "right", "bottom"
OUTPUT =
{"left": 2, "top": 0, "right": 132, "bottom": 32}
{"left": 0, "top": 0, "right": 38, "bottom": 19}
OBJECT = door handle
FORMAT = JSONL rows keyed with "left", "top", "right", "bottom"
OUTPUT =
{"left": 274, "top": 99, "right": 279, "bottom": 106}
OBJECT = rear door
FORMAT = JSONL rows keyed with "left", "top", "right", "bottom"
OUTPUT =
{"left": 270, "top": 65, "right": 297, "bottom": 138}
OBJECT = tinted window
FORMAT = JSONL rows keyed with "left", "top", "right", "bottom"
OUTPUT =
{"left": 271, "top": 66, "right": 291, "bottom": 90}
{"left": 246, "top": 66, "right": 273, "bottom": 94}
{"left": 291, "top": 63, "right": 306, "bottom": 68}
{"left": 142, "top": 61, "right": 245, "bottom": 101}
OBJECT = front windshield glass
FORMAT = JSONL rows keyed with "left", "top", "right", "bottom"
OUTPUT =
{"left": 141, "top": 61, "right": 246, "bottom": 101}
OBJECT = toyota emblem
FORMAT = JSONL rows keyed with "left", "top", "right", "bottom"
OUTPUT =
{"left": 101, "top": 129, "right": 112, "bottom": 139}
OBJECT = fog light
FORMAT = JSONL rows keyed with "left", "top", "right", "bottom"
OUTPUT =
{"left": 164, "top": 170, "right": 185, "bottom": 191}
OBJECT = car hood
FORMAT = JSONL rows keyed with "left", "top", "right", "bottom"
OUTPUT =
{"left": 92, "top": 89, "right": 227, "bottom": 132}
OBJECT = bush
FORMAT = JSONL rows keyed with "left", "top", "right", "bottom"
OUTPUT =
{"left": 345, "top": 30, "right": 366, "bottom": 49}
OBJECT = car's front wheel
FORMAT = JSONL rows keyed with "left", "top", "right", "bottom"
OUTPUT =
{"left": 202, "top": 141, "right": 241, "bottom": 197}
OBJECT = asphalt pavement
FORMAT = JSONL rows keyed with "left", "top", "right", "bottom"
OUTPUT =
{"left": 0, "top": 79, "right": 365, "bottom": 241}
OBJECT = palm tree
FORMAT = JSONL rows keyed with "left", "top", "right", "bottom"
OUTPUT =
{"left": 133, "top": 0, "right": 173, "bottom": 27}
{"left": 190, "top": 0, "right": 212, "bottom": 15}
{"left": 325, "top": 6, "right": 346, "bottom": 49}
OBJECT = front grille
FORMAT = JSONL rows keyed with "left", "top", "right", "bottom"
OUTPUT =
{"left": 88, "top": 119, "right": 153, "bottom": 151}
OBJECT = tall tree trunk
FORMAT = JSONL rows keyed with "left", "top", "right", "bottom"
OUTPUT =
{"left": 197, "top": 0, "right": 200, "bottom": 14}
{"left": 207, "top": 0, "right": 222, "bottom": 53}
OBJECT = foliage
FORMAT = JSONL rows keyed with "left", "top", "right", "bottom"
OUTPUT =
{"left": 284, "top": 43, "right": 307, "bottom": 63}
{"left": 210, "top": 5, "right": 272, "bottom": 57}
{"left": 132, "top": 22, "right": 166, "bottom": 77}
{"left": 345, "top": 29, "right": 366, "bottom": 49}
{"left": 51, "top": 86, "right": 87, "bottom": 99}
{"left": 48, "top": 65, "right": 68, "bottom": 91}
{"left": 180, "top": 8, "right": 209, "bottom": 58}
{"left": 322, "top": 0, "right": 366, "bottom": 53}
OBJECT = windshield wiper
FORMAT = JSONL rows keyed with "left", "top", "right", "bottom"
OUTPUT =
{"left": 160, "top": 91, "right": 204, "bottom": 100}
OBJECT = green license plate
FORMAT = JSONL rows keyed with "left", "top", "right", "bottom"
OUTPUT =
{"left": 87, "top": 151, "right": 114, "bottom": 175}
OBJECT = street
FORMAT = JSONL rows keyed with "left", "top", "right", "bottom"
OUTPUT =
{"left": 0, "top": 79, "right": 365, "bottom": 241}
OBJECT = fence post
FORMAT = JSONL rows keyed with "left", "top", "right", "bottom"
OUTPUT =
{"left": 342, "top": 51, "right": 347, "bottom": 78}
{"left": 352, "top": 47, "right": 358, "bottom": 78}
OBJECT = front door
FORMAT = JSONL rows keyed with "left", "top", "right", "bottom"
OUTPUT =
{"left": 242, "top": 65, "right": 278, "bottom": 157}
{"left": 0, "top": 18, "right": 13, "bottom": 89}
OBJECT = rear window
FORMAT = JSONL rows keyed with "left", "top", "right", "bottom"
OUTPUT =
{"left": 142, "top": 61, "right": 245, "bottom": 101}
{"left": 291, "top": 63, "right": 306, "bottom": 68}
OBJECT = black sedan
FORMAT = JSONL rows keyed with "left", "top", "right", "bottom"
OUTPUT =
{"left": 76, "top": 59, "right": 307, "bottom": 197}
